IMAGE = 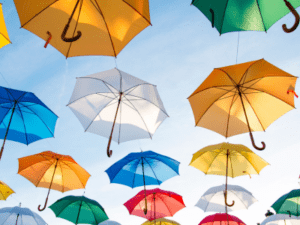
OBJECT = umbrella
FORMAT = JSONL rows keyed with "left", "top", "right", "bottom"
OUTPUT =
{"left": 0, "top": 86, "right": 58, "bottom": 160}
{"left": 14, "top": 0, "right": 151, "bottom": 58}
{"left": 0, "top": 205, "right": 47, "bottom": 225}
{"left": 49, "top": 195, "right": 109, "bottom": 225}
{"left": 188, "top": 59, "right": 297, "bottom": 150}
{"left": 105, "top": 150, "right": 180, "bottom": 214}
{"left": 99, "top": 221, "right": 121, "bottom": 225}
{"left": 18, "top": 151, "right": 91, "bottom": 211}
{"left": 189, "top": 142, "right": 269, "bottom": 209}
{"left": 191, "top": 0, "right": 300, "bottom": 33}
{"left": 67, "top": 68, "right": 168, "bottom": 157}
{"left": 271, "top": 189, "right": 300, "bottom": 216}
{"left": 0, "top": 4, "right": 11, "bottom": 49}
{"left": 0, "top": 180, "right": 14, "bottom": 200}
{"left": 199, "top": 213, "right": 246, "bottom": 225}
{"left": 196, "top": 184, "right": 257, "bottom": 212}
{"left": 142, "top": 218, "right": 180, "bottom": 225}
{"left": 261, "top": 214, "right": 300, "bottom": 225}
{"left": 124, "top": 188, "right": 185, "bottom": 222}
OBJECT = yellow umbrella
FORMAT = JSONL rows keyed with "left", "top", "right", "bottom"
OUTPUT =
{"left": 142, "top": 218, "right": 180, "bottom": 225}
{"left": 189, "top": 142, "right": 269, "bottom": 209}
{"left": 188, "top": 59, "right": 298, "bottom": 151}
{"left": 13, "top": 0, "right": 151, "bottom": 58}
{"left": 0, "top": 4, "right": 11, "bottom": 49}
{"left": 0, "top": 180, "right": 14, "bottom": 200}
{"left": 18, "top": 151, "right": 91, "bottom": 211}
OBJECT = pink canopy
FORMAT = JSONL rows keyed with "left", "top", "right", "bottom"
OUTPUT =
{"left": 199, "top": 213, "right": 246, "bottom": 225}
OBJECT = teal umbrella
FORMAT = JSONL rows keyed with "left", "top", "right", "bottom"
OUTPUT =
{"left": 191, "top": 0, "right": 300, "bottom": 34}
{"left": 49, "top": 196, "right": 109, "bottom": 225}
{"left": 271, "top": 189, "right": 300, "bottom": 216}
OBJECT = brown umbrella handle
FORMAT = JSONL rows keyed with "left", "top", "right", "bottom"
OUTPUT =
{"left": 224, "top": 191, "right": 235, "bottom": 207}
{"left": 249, "top": 131, "right": 266, "bottom": 151}
{"left": 282, "top": 0, "right": 299, "bottom": 33}
{"left": 38, "top": 195, "right": 49, "bottom": 211}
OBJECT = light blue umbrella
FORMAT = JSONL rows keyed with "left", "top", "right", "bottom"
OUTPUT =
{"left": 99, "top": 220, "right": 121, "bottom": 225}
{"left": 0, "top": 86, "right": 58, "bottom": 160}
{"left": 0, "top": 206, "right": 47, "bottom": 225}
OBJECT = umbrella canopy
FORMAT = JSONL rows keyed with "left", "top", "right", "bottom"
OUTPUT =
{"left": 99, "top": 221, "right": 121, "bottom": 225}
{"left": 188, "top": 59, "right": 297, "bottom": 150}
{"left": 0, "top": 180, "right": 14, "bottom": 200}
{"left": 190, "top": 142, "right": 268, "bottom": 208}
{"left": 0, "top": 86, "right": 58, "bottom": 160}
{"left": 0, "top": 206, "right": 47, "bottom": 225}
{"left": 124, "top": 188, "right": 185, "bottom": 221}
{"left": 272, "top": 189, "right": 300, "bottom": 216}
{"left": 18, "top": 151, "right": 91, "bottom": 211}
{"left": 261, "top": 214, "right": 300, "bottom": 225}
{"left": 14, "top": 0, "right": 151, "bottom": 58}
{"left": 67, "top": 68, "right": 168, "bottom": 157}
{"left": 0, "top": 4, "right": 11, "bottom": 49}
{"left": 49, "top": 195, "right": 109, "bottom": 225}
{"left": 142, "top": 218, "right": 180, "bottom": 225}
{"left": 191, "top": 0, "right": 300, "bottom": 34}
{"left": 199, "top": 213, "right": 246, "bottom": 225}
{"left": 196, "top": 184, "right": 257, "bottom": 212}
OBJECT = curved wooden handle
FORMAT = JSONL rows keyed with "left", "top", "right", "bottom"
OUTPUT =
{"left": 283, "top": 0, "right": 300, "bottom": 33}
{"left": 249, "top": 132, "right": 266, "bottom": 150}
{"left": 61, "top": 24, "right": 82, "bottom": 42}
{"left": 106, "top": 144, "right": 113, "bottom": 157}
{"left": 143, "top": 198, "right": 148, "bottom": 215}
{"left": 224, "top": 191, "right": 235, "bottom": 207}
{"left": 38, "top": 196, "right": 48, "bottom": 211}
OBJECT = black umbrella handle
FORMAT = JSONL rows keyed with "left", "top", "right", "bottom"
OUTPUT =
{"left": 282, "top": 0, "right": 300, "bottom": 33}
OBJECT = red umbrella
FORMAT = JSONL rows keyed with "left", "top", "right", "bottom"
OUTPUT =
{"left": 199, "top": 213, "right": 246, "bottom": 225}
{"left": 124, "top": 188, "right": 185, "bottom": 221}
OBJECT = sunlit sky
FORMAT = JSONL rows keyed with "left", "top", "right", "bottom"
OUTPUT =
{"left": 0, "top": 1, "right": 300, "bottom": 225}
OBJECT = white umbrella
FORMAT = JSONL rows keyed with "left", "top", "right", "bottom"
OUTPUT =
{"left": 0, "top": 206, "right": 47, "bottom": 225}
{"left": 261, "top": 214, "right": 300, "bottom": 225}
{"left": 99, "top": 220, "right": 121, "bottom": 225}
{"left": 67, "top": 68, "right": 168, "bottom": 157}
{"left": 196, "top": 184, "right": 257, "bottom": 212}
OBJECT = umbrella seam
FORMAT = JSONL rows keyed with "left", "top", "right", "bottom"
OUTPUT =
{"left": 15, "top": 104, "right": 29, "bottom": 145}
{"left": 85, "top": 202, "right": 99, "bottom": 225}
{"left": 143, "top": 155, "right": 180, "bottom": 175}
{"left": 230, "top": 190, "right": 251, "bottom": 209}
{"left": 239, "top": 152, "right": 262, "bottom": 175}
{"left": 143, "top": 158, "right": 161, "bottom": 185}
{"left": 121, "top": 0, "right": 151, "bottom": 25}
{"left": 205, "top": 150, "right": 225, "bottom": 175}
{"left": 189, "top": 85, "right": 237, "bottom": 99}
{"left": 255, "top": 0, "right": 267, "bottom": 32}
{"left": 0, "top": 31, "right": 11, "bottom": 44}
{"left": 124, "top": 83, "right": 154, "bottom": 95}
{"left": 131, "top": 158, "right": 142, "bottom": 188}
{"left": 156, "top": 194, "right": 175, "bottom": 217}
{"left": 34, "top": 156, "right": 56, "bottom": 188}
{"left": 220, "top": 0, "right": 230, "bottom": 35}
{"left": 238, "top": 60, "right": 263, "bottom": 85}
{"left": 225, "top": 92, "right": 239, "bottom": 138}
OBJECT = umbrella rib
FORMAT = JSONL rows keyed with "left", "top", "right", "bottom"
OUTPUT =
{"left": 188, "top": 85, "right": 235, "bottom": 98}
{"left": 19, "top": 0, "right": 59, "bottom": 28}
{"left": 225, "top": 93, "right": 238, "bottom": 138}
{"left": 239, "top": 152, "right": 262, "bottom": 174}
{"left": 219, "top": 0, "right": 230, "bottom": 35}
{"left": 0, "top": 32, "right": 11, "bottom": 44}
{"left": 122, "top": 0, "right": 152, "bottom": 25}
{"left": 143, "top": 155, "right": 180, "bottom": 175}
{"left": 17, "top": 103, "right": 55, "bottom": 137}
{"left": 59, "top": 161, "right": 64, "bottom": 192}
{"left": 85, "top": 202, "right": 99, "bottom": 224}
{"left": 238, "top": 60, "right": 262, "bottom": 85}
{"left": 125, "top": 93, "right": 169, "bottom": 116}
{"left": 143, "top": 158, "right": 160, "bottom": 185}
{"left": 66, "top": 0, "right": 84, "bottom": 58}
{"left": 131, "top": 158, "right": 142, "bottom": 188}
{"left": 217, "top": 69, "right": 237, "bottom": 86}
{"left": 59, "top": 161, "right": 87, "bottom": 188}
{"left": 124, "top": 83, "right": 153, "bottom": 94}
{"left": 122, "top": 95, "right": 152, "bottom": 139}
{"left": 67, "top": 92, "right": 116, "bottom": 106}
{"left": 206, "top": 150, "right": 225, "bottom": 174}
{"left": 256, "top": 0, "right": 267, "bottom": 32}
{"left": 156, "top": 194, "right": 174, "bottom": 216}
{"left": 242, "top": 75, "right": 298, "bottom": 86}
{"left": 231, "top": 190, "right": 250, "bottom": 209}
{"left": 16, "top": 104, "right": 29, "bottom": 145}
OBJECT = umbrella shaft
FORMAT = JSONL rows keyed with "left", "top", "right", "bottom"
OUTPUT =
{"left": 68, "top": 0, "right": 81, "bottom": 24}
{"left": 75, "top": 201, "right": 83, "bottom": 225}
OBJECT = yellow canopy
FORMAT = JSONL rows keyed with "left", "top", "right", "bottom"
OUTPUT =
{"left": 0, "top": 180, "right": 14, "bottom": 200}
{"left": 13, "top": 0, "right": 151, "bottom": 58}
{"left": 188, "top": 59, "right": 297, "bottom": 150}
{"left": 142, "top": 218, "right": 180, "bottom": 225}
{"left": 0, "top": 4, "right": 11, "bottom": 49}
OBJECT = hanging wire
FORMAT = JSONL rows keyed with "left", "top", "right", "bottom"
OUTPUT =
{"left": 236, "top": 32, "right": 240, "bottom": 64}
{"left": 0, "top": 71, "right": 11, "bottom": 88}
{"left": 114, "top": 57, "right": 118, "bottom": 69}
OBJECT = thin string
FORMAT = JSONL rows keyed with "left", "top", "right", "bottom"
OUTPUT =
{"left": 114, "top": 57, "right": 118, "bottom": 69}
{"left": 236, "top": 32, "right": 240, "bottom": 64}
{"left": 0, "top": 71, "right": 11, "bottom": 88}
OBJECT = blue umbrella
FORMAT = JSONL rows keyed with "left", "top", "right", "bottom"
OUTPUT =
{"left": 0, "top": 86, "right": 58, "bottom": 160}
{"left": 105, "top": 150, "right": 180, "bottom": 214}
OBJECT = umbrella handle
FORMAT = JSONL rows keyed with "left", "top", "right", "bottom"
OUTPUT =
{"left": 143, "top": 198, "right": 148, "bottom": 215}
{"left": 44, "top": 31, "right": 52, "bottom": 48}
{"left": 282, "top": 0, "right": 300, "bottom": 33}
{"left": 106, "top": 141, "right": 113, "bottom": 157}
{"left": 249, "top": 131, "right": 266, "bottom": 151}
{"left": 209, "top": 9, "right": 214, "bottom": 28}
{"left": 224, "top": 191, "right": 235, "bottom": 207}
{"left": 38, "top": 196, "right": 49, "bottom": 211}
{"left": 61, "top": 23, "right": 82, "bottom": 42}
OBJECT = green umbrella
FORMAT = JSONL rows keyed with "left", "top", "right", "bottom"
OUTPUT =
{"left": 49, "top": 196, "right": 109, "bottom": 225}
{"left": 191, "top": 0, "right": 300, "bottom": 34}
{"left": 271, "top": 189, "right": 300, "bottom": 216}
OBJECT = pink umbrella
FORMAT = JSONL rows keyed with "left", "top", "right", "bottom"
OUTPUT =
{"left": 124, "top": 188, "right": 185, "bottom": 221}
{"left": 199, "top": 213, "right": 246, "bottom": 225}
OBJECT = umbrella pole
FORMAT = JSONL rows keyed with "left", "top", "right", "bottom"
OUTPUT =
{"left": 38, "top": 159, "right": 59, "bottom": 211}
{"left": 141, "top": 158, "right": 148, "bottom": 215}
{"left": 225, "top": 150, "right": 234, "bottom": 207}
{"left": 106, "top": 93, "right": 123, "bottom": 157}
{"left": 238, "top": 91, "right": 266, "bottom": 150}
{"left": 75, "top": 200, "right": 83, "bottom": 225}
{"left": 15, "top": 213, "right": 20, "bottom": 225}
{"left": 0, "top": 101, "right": 17, "bottom": 160}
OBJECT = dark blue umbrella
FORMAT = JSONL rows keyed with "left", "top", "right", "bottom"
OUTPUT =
{"left": 0, "top": 86, "right": 58, "bottom": 159}
{"left": 105, "top": 150, "right": 180, "bottom": 214}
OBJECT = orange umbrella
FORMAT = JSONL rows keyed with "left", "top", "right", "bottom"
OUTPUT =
{"left": 18, "top": 151, "right": 91, "bottom": 211}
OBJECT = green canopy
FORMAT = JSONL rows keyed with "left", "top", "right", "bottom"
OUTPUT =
{"left": 191, "top": 0, "right": 300, "bottom": 34}
{"left": 49, "top": 196, "right": 109, "bottom": 225}
{"left": 271, "top": 189, "right": 300, "bottom": 216}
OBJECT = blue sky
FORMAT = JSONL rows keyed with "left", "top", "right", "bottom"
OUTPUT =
{"left": 0, "top": 0, "right": 300, "bottom": 225}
